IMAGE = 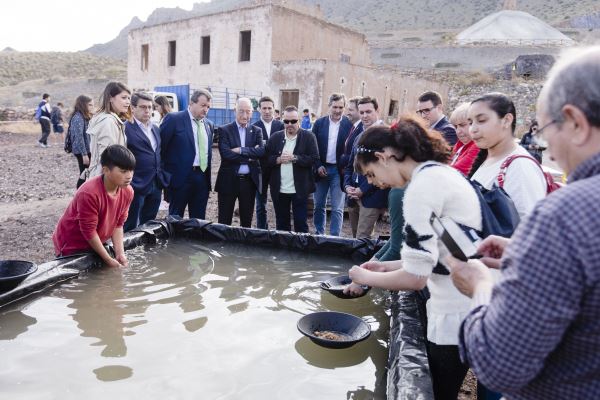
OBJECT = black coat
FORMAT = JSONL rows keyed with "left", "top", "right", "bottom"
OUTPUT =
{"left": 214, "top": 122, "right": 265, "bottom": 194}
{"left": 266, "top": 129, "right": 319, "bottom": 199}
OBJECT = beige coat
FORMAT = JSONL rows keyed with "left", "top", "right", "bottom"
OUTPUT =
{"left": 85, "top": 112, "right": 126, "bottom": 178}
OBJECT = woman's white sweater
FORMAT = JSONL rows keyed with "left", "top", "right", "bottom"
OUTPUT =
{"left": 401, "top": 162, "right": 482, "bottom": 345}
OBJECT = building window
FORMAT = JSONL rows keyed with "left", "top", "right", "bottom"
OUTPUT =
{"left": 239, "top": 30, "right": 251, "bottom": 62}
{"left": 168, "top": 40, "right": 176, "bottom": 67}
{"left": 388, "top": 100, "right": 399, "bottom": 117}
{"left": 141, "top": 44, "right": 149, "bottom": 71}
{"left": 201, "top": 36, "right": 210, "bottom": 65}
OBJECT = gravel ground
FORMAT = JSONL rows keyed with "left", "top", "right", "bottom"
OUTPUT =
{"left": 0, "top": 129, "right": 476, "bottom": 399}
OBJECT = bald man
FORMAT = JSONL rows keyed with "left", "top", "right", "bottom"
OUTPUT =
{"left": 214, "top": 98, "right": 265, "bottom": 227}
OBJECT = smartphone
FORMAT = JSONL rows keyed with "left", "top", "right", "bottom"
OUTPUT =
{"left": 429, "top": 213, "right": 480, "bottom": 261}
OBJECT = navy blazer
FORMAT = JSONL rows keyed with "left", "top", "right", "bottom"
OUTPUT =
{"left": 343, "top": 131, "right": 389, "bottom": 209}
{"left": 252, "top": 119, "right": 285, "bottom": 142}
{"left": 311, "top": 115, "right": 353, "bottom": 170}
{"left": 252, "top": 119, "right": 285, "bottom": 194}
{"left": 215, "top": 122, "right": 265, "bottom": 194}
{"left": 160, "top": 110, "right": 214, "bottom": 190}
{"left": 125, "top": 120, "right": 169, "bottom": 195}
{"left": 433, "top": 115, "right": 458, "bottom": 146}
{"left": 266, "top": 129, "right": 319, "bottom": 198}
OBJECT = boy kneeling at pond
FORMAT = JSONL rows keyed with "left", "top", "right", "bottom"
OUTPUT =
{"left": 52, "top": 145, "right": 135, "bottom": 267}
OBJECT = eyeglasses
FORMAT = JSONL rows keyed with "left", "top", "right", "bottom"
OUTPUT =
{"left": 533, "top": 119, "right": 558, "bottom": 148}
{"left": 416, "top": 107, "right": 434, "bottom": 116}
{"left": 283, "top": 119, "right": 298, "bottom": 125}
{"left": 135, "top": 105, "right": 153, "bottom": 110}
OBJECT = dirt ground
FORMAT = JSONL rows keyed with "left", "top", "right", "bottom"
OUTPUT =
{"left": 0, "top": 128, "right": 475, "bottom": 399}
{"left": 0, "top": 128, "right": 392, "bottom": 264}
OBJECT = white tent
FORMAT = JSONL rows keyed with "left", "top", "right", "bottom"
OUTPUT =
{"left": 456, "top": 10, "right": 575, "bottom": 45}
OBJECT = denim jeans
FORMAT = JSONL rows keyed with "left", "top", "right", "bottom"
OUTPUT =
{"left": 124, "top": 179, "right": 162, "bottom": 232}
{"left": 313, "top": 164, "right": 345, "bottom": 236}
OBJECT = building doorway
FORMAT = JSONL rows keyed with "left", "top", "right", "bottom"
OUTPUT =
{"left": 280, "top": 89, "right": 299, "bottom": 110}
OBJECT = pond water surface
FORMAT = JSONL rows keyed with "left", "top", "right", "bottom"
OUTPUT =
{"left": 0, "top": 240, "right": 389, "bottom": 399}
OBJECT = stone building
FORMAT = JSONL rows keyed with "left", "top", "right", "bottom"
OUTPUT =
{"left": 127, "top": 0, "right": 446, "bottom": 119}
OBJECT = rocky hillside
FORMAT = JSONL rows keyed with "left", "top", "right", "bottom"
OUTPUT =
{"left": 0, "top": 52, "right": 126, "bottom": 109}
{"left": 81, "top": 0, "right": 600, "bottom": 60}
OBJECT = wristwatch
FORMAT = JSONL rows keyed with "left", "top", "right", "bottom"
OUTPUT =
{"left": 292, "top": 155, "right": 297, "bottom": 163}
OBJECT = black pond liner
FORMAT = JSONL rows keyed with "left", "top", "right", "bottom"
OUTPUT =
{"left": 0, "top": 216, "right": 433, "bottom": 399}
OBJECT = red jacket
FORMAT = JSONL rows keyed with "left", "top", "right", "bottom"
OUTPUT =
{"left": 52, "top": 175, "right": 133, "bottom": 256}
{"left": 451, "top": 140, "right": 480, "bottom": 176}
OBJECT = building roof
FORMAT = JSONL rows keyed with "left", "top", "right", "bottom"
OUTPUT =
{"left": 456, "top": 10, "right": 575, "bottom": 46}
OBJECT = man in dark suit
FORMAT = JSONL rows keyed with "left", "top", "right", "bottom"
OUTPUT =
{"left": 124, "top": 92, "right": 169, "bottom": 231}
{"left": 252, "top": 95, "right": 285, "bottom": 230}
{"left": 312, "top": 93, "right": 353, "bottom": 236}
{"left": 215, "top": 98, "right": 265, "bottom": 227}
{"left": 265, "top": 106, "right": 319, "bottom": 233}
{"left": 343, "top": 96, "right": 389, "bottom": 239}
{"left": 160, "top": 89, "right": 214, "bottom": 219}
{"left": 417, "top": 90, "right": 458, "bottom": 146}
{"left": 339, "top": 96, "right": 363, "bottom": 191}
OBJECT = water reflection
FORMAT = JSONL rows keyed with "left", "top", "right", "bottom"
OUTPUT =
{"left": 0, "top": 239, "right": 389, "bottom": 398}
{"left": 54, "top": 241, "right": 217, "bottom": 376}
{"left": 93, "top": 365, "right": 133, "bottom": 381}
{"left": 0, "top": 308, "right": 37, "bottom": 340}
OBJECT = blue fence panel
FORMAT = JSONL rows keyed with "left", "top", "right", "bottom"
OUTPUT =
{"left": 154, "top": 84, "right": 190, "bottom": 110}
{"left": 207, "top": 109, "right": 261, "bottom": 127}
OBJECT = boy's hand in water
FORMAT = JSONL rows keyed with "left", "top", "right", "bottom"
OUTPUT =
{"left": 115, "top": 253, "right": 129, "bottom": 267}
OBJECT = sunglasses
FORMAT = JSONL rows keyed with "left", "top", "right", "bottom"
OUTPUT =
{"left": 283, "top": 119, "right": 298, "bottom": 125}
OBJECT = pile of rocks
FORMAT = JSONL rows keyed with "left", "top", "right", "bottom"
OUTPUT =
{"left": 447, "top": 78, "right": 543, "bottom": 132}
{"left": 0, "top": 107, "right": 34, "bottom": 121}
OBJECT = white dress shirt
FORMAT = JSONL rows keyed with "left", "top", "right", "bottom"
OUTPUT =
{"left": 326, "top": 117, "right": 341, "bottom": 164}
{"left": 261, "top": 119, "right": 272, "bottom": 138}
{"left": 134, "top": 117, "right": 157, "bottom": 151}
{"left": 237, "top": 123, "right": 250, "bottom": 175}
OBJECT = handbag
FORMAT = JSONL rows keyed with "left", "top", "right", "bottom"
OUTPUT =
{"left": 419, "top": 163, "right": 521, "bottom": 238}
{"left": 469, "top": 180, "right": 520, "bottom": 238}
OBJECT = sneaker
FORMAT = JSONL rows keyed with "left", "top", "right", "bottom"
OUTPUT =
{"left": 37, "top": 142, "right": 47, "bottom": 148}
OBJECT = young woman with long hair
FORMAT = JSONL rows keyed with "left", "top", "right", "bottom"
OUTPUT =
{"left": 68, "top": 95, "right": 94, "bottom": 188}
{"left": 348, "top": 117, "right": 482, "bottom": 400}
{"left": 468, "top": 93, "right": 546, "bottom": 217}
{"left": 154, "top": 95, "right": 172, "bottom": 123}
{"left": 86, "top": 81, "right": 132, "bottom": 178}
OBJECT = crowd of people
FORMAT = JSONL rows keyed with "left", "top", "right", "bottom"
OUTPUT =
{"left": 46, "top": 45, "right": 600, "bottom": 399}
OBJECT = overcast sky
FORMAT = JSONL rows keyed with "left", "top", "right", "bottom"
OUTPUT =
{"left": 0, "top": 0, "right": 205, "bottom": 52}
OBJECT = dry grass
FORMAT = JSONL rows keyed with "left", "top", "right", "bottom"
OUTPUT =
{"left": 0, "top": 121, "right": 41, "bottom": 134}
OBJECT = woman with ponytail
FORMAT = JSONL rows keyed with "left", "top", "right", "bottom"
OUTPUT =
{"left": 347, "top": 116, "right": 482, "bottom": 400}
{"left": 468, "top": 93, "right": 546, "bottom": 217}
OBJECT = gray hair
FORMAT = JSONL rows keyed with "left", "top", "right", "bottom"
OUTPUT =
{"left": 237, "top": 97, "right": 252, "bottom": 108}
{"left": 131, "top": 92, "right": 153, "bottom": 106}
{"left": 191, "top": 89, "right": 212, "bottom": 103}
{"left": 543, "top": 46, "right": 600, "bottom": 127}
